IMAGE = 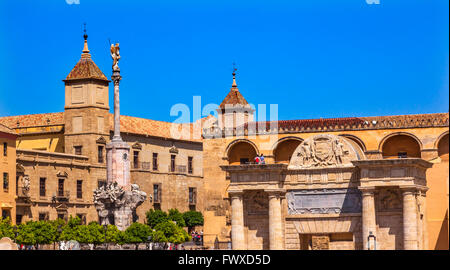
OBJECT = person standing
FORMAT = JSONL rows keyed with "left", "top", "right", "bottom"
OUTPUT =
{"left": 260, "top": 154, "right": 265, "bottom": 164}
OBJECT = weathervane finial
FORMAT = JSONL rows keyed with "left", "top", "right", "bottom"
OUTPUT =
{"left": 82, "top": 22, "right": 90, "bottom": 54}
{"left": 232, "top": 62, "right": 237, "bottom": 88}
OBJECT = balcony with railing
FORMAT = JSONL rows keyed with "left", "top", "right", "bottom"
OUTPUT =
{"left": 132, "top": 162, "right": 152, "bottom": 171}
{"left": 54, "top": 190, "right": 70, "bottom": 202}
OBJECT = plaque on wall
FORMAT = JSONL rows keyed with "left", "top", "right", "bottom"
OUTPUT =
{"left": 287, "top": 188, "right": 362, "bottom": 214}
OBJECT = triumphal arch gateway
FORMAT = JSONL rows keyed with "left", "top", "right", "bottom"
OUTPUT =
{"left": 0, "top": 32, "right": 448, "bottom": 250}
{"left": 221, "top": 134, "right": 432, "bottom": 250}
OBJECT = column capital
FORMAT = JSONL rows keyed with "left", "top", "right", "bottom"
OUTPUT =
{"left": 399, "top": 185, "right": 418, "bottom": 194}
{"left": 228, "top": 190, "right": 244, "bottom": 198}
{"left": 358, "top": 186, "right": 376, "bottom": 195}
{"left": 265, "top": 189, "right": 286, "bottom": 198}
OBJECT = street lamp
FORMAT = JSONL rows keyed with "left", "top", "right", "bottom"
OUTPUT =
{"left": 367, "top": 231, "right": 377, "bottom": 250}
{"left": 103, "top": 224, "right": 108, "bottom": 250}
{"left": 55, "top": 225, "right": 62, "bottom": 250}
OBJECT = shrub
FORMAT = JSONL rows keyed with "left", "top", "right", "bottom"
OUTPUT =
{"left": 168, "top": 209, "right": 186, "bottom": 227}
{"left": 182, "top": 211, "right": 204, "bottom": 229}
{"left": 124, "top": 223, "right": 152, "bottom": 243}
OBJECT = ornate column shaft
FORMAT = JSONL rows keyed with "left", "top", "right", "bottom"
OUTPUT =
{"left": 360, "top": 187, "right": 377, "bottom": 250}
{"left": 402, "top": 187, "right": 418, "bottom": 250}
{"left": 419, "top": 188, "right": 429, "bottom": 250}
{"left": 229, "top": 191, "right": 245, "bottom": 250}
{"left": 267, "top": 189, "right": 284, "bottom": 250}
{"left": 112, "top": 73, "right": 122, "bottom": 141}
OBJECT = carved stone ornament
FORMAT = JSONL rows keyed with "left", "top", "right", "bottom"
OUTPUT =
{"left": 93, "top": 182, "right": 147, "bottom": 230}
{"left": 289, "top": 134, "right": 358, "bottom": 169}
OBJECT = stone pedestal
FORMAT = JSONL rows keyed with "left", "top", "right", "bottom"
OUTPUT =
{"left": 106, "top": 141, "right": 130, "bottom": 190}
{"left": 267, "top": 190, "right": 284, "bottom": 250}
{"left": 229, "top": 191, "right": 245, "bottom": 250}
{"left": 360, "top": 187, "right": 376, "bottom": 250}
{"left": 402, "top": 187, "right": 418, "bottom": 250}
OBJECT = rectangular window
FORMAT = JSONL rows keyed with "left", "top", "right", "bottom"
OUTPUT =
{"left": 189, "top": 187, "right": 197, "bottom": 205}
{"left": 170, "top": 155, "right": 176, "bottom": 172}
{"left": 57, "top": 213, "right": 66, "bottom": 220}
{"left": 188, "top": 156, "right": 193, "bottom": 174}
{"left": 3, "top": 173, "right": 8, "bottom": 191}
{"left": 16, "top": 215, "right": 23, "bottom": 225}
{"left": 152, "top": 153, "right": 158, "bottom": 171}
{"left": 98, "top": 146, "right": 104, "bottom": 163}
{"left": 76, "top": 180, "right": 83, "bottom": 199}
{"left": 98, "top": 180, "right": 106, "bottom": 189}
{"left": 39, "top": 178, "right": 46, "bottom": 197}
{"left": 3, "top": 142, "right": 6, "bottom": 156}
{"left": 58, "top": 179, "right": 65, "bottom": 197}
{"left": 39, "top": 212, "right": 48, "bottom": 221}
{"left": 77, "top": 214, "right": 87, "bottom": 225}
{"left": 74, "top": 146, "right": 82, "bottom": 155}
{"left": 2, "top": 210, "right": 10, "bottom": 219}
{"left": 153, "top": 184, "right": 161, "bottom": 203}
{"left": 133, "top": 151, "right": 139, "bottom": 169}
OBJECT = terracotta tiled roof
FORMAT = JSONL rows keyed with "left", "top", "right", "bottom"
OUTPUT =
{"left": 0, "top": 123, "right": 17, "bottom": 135}
{"left": 65, "top": 57, "right": 108, "bottom": 82}
{"left": 115, "top": 115, "right": 202, "bottom": 142}
{"left": 0, "top": 112, "right": 64, "bottom": 128}
{"left": 244, "top": 117, "right": 365, "bottom": 131}
{"left": 219, "top": 88, "right": 250, "bottom": 109}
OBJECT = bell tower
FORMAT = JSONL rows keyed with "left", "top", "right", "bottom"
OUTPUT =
{"left": 63, "top": 28, "right": 111, "bottom": 162}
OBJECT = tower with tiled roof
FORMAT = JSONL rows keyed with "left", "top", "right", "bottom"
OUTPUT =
{"left": 217, "top": 67, "right": 255, "bottom": 132}
{"left": 63, "top": 28, "right": 111, "bottom": 164}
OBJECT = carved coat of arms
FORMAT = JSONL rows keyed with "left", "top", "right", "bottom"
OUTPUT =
{"left": 290, "top": 134, "right": 354, "bottom": 168}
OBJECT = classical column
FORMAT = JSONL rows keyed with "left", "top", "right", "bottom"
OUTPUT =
{"left": 419, "top": 188, "right": 429, "bottom": 250}
{"left": 229, "top": 190, "right": 245, "bottom": 250}
{"left": 266, "top": 189, "right": 284, "bottom": 250}
{"left": 360, "top": 187, "right": 377, "bottom": 250}
{"left": 401, "top": 187, "right": 418, "bottom": 250}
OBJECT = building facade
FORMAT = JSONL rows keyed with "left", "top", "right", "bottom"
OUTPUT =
{"left": 0, "top": 34, "right": 448, "bottom": 249}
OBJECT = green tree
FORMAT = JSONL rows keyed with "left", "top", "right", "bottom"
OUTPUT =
{"left": 182, "top": 211, "right": 204, "bottom": 230}
{"left": 153, "top": 221, "right": 190, "bottom": 244}
{"left": 0, "top": 217, "right": 14, "bottom": 239}
{"left": 145, "top": 209, "right": 168, "bottom": 228}
{"left": 59, "top": 216, "right": 81, "bottom": 242}
{"left": 168, "top": 209, "right": 186, "bottom": 227}
{"left": 124, "top": 222, "right": 152, "bottom": 243}
{"left": 16, "top": 221, "right": 36, "bottom": 246}
{"left": 32, "top": 220, "right": 56, "bottom": 245}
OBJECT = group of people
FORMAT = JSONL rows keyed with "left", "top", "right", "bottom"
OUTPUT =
{"left": 254, "top": 154, "right": 266, "bottom": 164}
{"left": 191, "top": 230, "right": 203, "bottom": 244}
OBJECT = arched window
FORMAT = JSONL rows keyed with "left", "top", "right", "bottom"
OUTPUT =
{"left": 227, "top": 141, "right": 258, "bottom": 165}
{"left": 274, "top": 138, "right": 302, "bottom": 164}
{"left": 437, "top": 134, "right": 449, "bottom": 162}
{"left": 381, "top": 134, "right": 421, "bottom": 159}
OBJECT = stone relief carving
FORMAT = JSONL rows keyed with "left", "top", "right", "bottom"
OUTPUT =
{"left": 287, "top": 188, "right": 362, "bottom": 214}
{"left": 93, "top": 182, "right": 146, "bottom": 231}
{"left": 245, "top": 191, "right": 268, "bottom": 215}
{"left": 289, "top": 134, "right": 357, "bottom": 169}
{"left": 21, "top": 175, "right": 30, "bottom": 194}
{"left": 378, "top": 189, "right": 402, "bottom": 211}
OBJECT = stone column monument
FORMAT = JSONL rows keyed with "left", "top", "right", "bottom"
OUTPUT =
{"left": 93, "top": 43, "right": 146, "bottom": 231}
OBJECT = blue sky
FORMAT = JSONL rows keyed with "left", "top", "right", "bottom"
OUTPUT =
{"left": 0, "top": 0, "right": 448, "bottom": 123}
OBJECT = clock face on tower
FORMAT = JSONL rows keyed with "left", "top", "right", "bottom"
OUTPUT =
{"left": 123, "top": 153, "right": 127, "bottom": 160}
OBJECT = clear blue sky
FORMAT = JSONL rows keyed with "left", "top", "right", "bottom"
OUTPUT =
{"left": 0, "top": 0, "right": 448, "bottom": 123}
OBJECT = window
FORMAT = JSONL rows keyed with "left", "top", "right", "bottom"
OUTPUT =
{"left": 77, "top": 214, "right": 86, "bottom": 225}
{"left": 3, "top": 142, "right": 7, "bottom": 156}
{"left": 398, "top": 152, "right": 407, "bottom": 158}
{"left": 153, "top": 184, "right": 161, "bottom": 203}
{"left": 77, "top": 180, "right": 83, "bottom": 199}
{"left": 2, "top": 210, "right": 10, "bottom": 220}
{"left": 58, "top": 179, "right": 65, "bottom": 197}
{"left": 188, "top": 156, "right": 193, "bottom": 174}
{"left": 39, "top": 212, "right": 48, "bottom": 221}
{"left": 57, "top": 213, "right": 66, "bottom": 221}
{"left": 133, "top": 151, "right": 139, "bottom": 169}
{"left": 16, "top": 176, "right": 19, "bottom": 195}
{"left": 39, "top": 178, "right": 46, "bottom": 197}
{"left": 74, "top": 146, "right": 82, "bottom": 155}
{"left": 170, "top": 155, "right": 176, "bottom": 172}
{"left": 16, "top": 215, "right": 23, "bottom": 224}
{"left": 152, "top": 153, "right": 158, "bottom": 171}
{"left": 3, "top": 173, "right": 8, "bottom": 191}
{"left": 98, "top": 180, "right": 106, "bottom": 189}
{"left": 189, "top": 187, "right": 197, "bottom": 205}
{"left": 98, "top": 146, "right": 104, "bottom": 163}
